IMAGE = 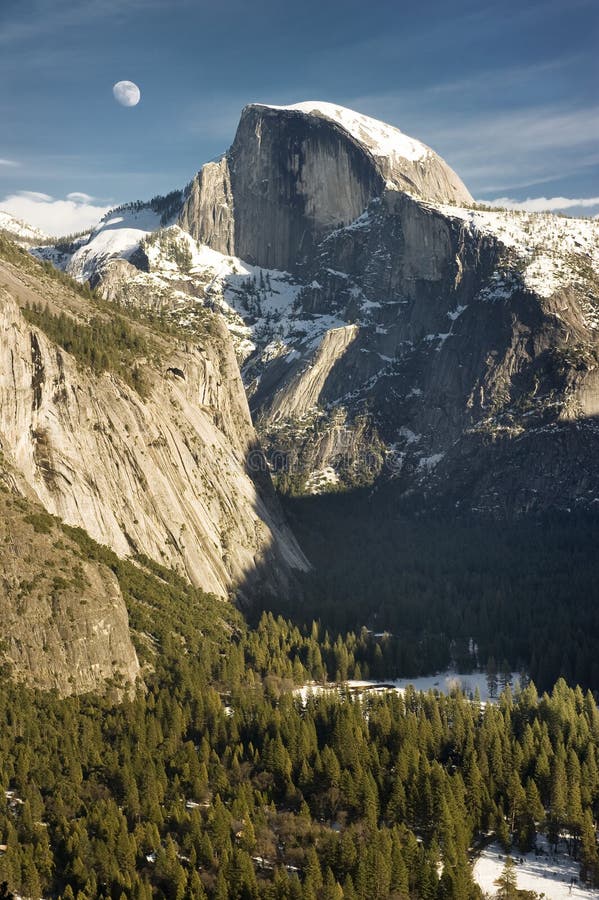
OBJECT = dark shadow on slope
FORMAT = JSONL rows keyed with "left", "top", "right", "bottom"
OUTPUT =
{"left": 237, "top": 449, "right": 599, "bottom": 694}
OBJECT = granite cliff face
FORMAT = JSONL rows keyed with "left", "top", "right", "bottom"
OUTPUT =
{"left": 179, "top": 156, "right": 234, "bottom": 257}
{"left": 0, "top": 473, "right": 140, "bottom": 696}
{"left": 0, "top": 248, "right": 307, "bottom": 605}
{"left": 247, "top": 191, "right": 599, "bottom": 508}
{"left": 179, "top": 102, "right": 472, "bottom": 272}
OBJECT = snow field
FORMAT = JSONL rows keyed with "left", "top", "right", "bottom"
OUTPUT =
{"left": 474, "top": 838, "right": 597, "bottom": 900}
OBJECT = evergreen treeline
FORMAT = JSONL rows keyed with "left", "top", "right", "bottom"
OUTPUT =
{"left": 21, "top": 303, "right": 150, "bottom": 397}
{"left": 1, "top": 527, "right": 599, "bottom": 899}
{"left": 141, "top": 230, "right": 193, "bottom": 273}
{"left": 0, "top": 233, "right": 95, "bottom": 300}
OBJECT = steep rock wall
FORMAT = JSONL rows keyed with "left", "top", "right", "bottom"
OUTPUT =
{"left": 179, "top": 157, "right": 235, "bottom": 257}
{"left": 228, "top": 105, "right": 386, "bottom": 270}
{"left": 181, "top": 105, "right": 386, "bottom": 271}
{"left": 264, "top": 101, "right": 473, "bottom": 206}
{"left": 179, "top": 103, "right": 473, "bottom": 272}
{"left": 0, "top": 257, "right": 308, "bottom": 600}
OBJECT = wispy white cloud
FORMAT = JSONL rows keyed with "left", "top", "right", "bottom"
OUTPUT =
{"left": 19, "top": 190, "right": 54, "bottom": 202}
{"left": 417, "top": 103, "right": 599, "bottom": 192}
{"left": 0, "top": 159, "right": 19, "bottom": 167}
{"left": 66, "top": 191, "right": 95, "bottom": 202}
{"left": 485, "top": 196, "right": 599, "bottom": 213}
{"left": 432, "top": 105, "right": 599, "bottom": 157}
{"left": 0, "top": 190, "right": 112, "bottom": 236}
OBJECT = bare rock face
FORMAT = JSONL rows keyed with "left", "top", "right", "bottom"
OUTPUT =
{"left": 242, "top": 190, "right": 599, "bottom": 509}
{"left": 0, "top": 255, "right": 308, "bottom": 601}
{"left": 274, "top": 102, "right": 472, "bottom": 205}
{"left": 179, "top": 156, "right": 235, "bottom": 257}
{"left": 0, "top": 473, "right": 140, "bottom": 696}
{"left": 179, "top": 102, "right": 472, "bottom": 271}
{"left": 263, "top": 325, "right": 360, "bottom": 422}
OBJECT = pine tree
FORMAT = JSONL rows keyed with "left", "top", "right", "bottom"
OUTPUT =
{"left": 303, "top": 846, "right": 323, "bottom": 896}
{"left": 580, "top": 809, "right": 599, "bottom": 887}
{"left": 494, "top": 855, "right": 518, "bottom": 900}
{"left": 486, "top": 658, "right": 498, "bottom": 699}
{"left": 321, "top": 866, "right": 343, "bottom": 900}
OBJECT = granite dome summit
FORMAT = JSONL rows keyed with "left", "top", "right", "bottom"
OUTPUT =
{"left": 179, "top": 101, "right": 473, "bottom": 272}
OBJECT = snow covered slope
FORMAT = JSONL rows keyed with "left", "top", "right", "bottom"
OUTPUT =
{"left": 0, "top": 210, "right": 47, "bottom": 243}
{"left": 97, "top": 224, "right": 345, "bottom": 367}
{"left": 30, "top": 192, "right": 184, "bottom": 283}
{"left": 435, "top": 203, "right": 599, "bottom": 311}
{"left": 67, "top": 205, "right": 162, "bottom": 282}
{"left": 474, "top": 839, "right": 596, "bottom": 900}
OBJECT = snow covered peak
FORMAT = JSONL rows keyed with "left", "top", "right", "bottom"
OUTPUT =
{"left": 255, "top": 101, "right": 431, "bottom": 163}
{"left": 245, "top": 100, "right": 473, "bottom": 206}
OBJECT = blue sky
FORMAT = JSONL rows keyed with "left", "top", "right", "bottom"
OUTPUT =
{"left": 1, "top": 0, "right": 598, "bottom": 233}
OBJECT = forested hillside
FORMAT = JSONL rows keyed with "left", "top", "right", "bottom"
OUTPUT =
{"left": 1, "top": 529, "right": 598, "bottom": 899}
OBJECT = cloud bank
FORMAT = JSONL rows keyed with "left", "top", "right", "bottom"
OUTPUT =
{"left": 485, "top": 196, "right": 599, "bottom": 214}
{"left": 0, "top": 190, "right": 112, "bottom": 236}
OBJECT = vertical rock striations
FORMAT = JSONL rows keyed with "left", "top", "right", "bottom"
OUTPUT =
{"left": 0, "top": 253, "right": 308, "bottom": 602}
{"left": 180, "top": 102, "right": 472, "bottom": 272}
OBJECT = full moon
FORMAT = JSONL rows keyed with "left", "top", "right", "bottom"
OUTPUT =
{"left": 112, "top": 80, "right": 141, "bottom": 107}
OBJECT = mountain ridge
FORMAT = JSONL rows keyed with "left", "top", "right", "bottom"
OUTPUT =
{"left": 17, "top": 100, "right": 599, "bottom": 515}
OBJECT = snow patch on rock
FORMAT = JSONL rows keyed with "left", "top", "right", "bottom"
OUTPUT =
{"left": 263, "top": 100, "right": 430, "bottom": 163}
{"left": 0, "top": 210, "right": 47, "bottom": 242}
{"left": 437, "top": 203, "right": 599, "bottom": 309}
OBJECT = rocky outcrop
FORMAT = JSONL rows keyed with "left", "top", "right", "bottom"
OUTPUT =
{"left": 257, "top": 324, "right": 360, "bottom": 421}
{"left": 0, "top": 254, "right": 308, "bottom": 600}
{"left": 0, "top": 471, "right": 140, "bottom": 696}
{"left": 180, "top": 102, "right": 472, "bottom": 272}
{"left": 267, "top": 102, "right": 473, "bottom": 205}
{"left": 179, "top": 157, "right": 235, "bottom": 257}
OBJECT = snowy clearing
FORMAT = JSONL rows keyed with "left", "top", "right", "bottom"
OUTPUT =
{"left": 67, "top": 206, "right": 162, "bottom": 282}
{"left": 474, "top": 838, "right": 596, "bottom": 900}
{"left": 296, "top": 669, "right": 521, "bottom": 706}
